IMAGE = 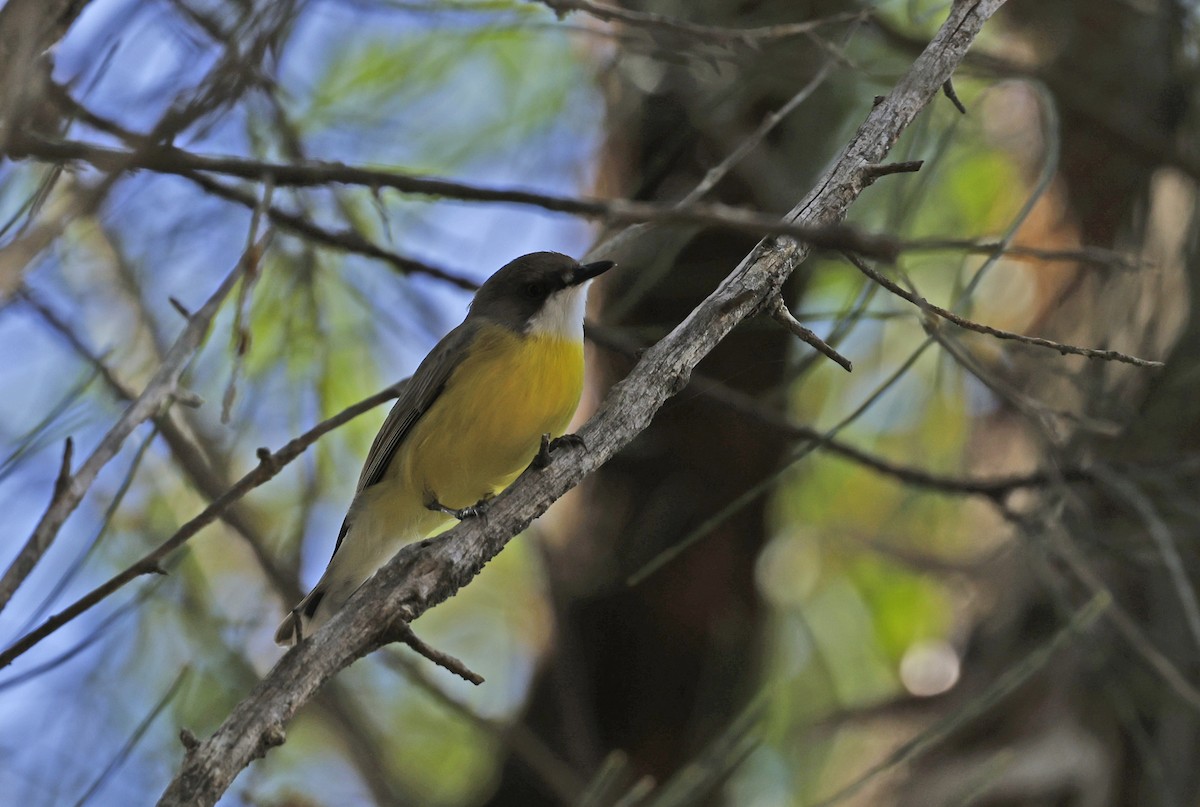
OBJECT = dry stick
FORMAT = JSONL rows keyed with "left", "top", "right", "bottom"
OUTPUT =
{"left": 841, "top": 251, "right": 1164, "bottom": 368}
{"left": 7, "top": 133, "right": 902, "bottom": 261}
{"left": 387, "top": 623, "right": 484, "bottom": 685}
{"left": 0, "top": 259, "right": 247, "bottom": 613}
{"left": 155, "top": 3, "right": 1007, "bottom": 805}
{"left": 0, "top": 385, "right": 398, "bottom": 671}
{"left": 767, "top": 295, "right": 853, "bottom": 371}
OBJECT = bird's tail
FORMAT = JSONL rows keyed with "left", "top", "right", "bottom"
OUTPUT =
{"left": 274, "top": 585, "right": 328, "bottom": 647}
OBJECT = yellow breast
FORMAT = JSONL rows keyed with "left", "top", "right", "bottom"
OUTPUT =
{"left": 398, "top": 325, "right": 584, "bottom": 510}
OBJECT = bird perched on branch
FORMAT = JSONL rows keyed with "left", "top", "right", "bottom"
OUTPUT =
{"left": 276, "top": 251, "right": 614, "bottom": 645}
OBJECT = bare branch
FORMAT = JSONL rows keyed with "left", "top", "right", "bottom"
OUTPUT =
{"left": 0, "top": 384, "right": 399, "bottom": 670}
{"left": 7, "top": 133, "right": 905, "bottom": 261}
{"left": 842, "top": 251, "right": 1164, "bottom": 368}
{"left": 0, "top": 256, "right": 247, "bottom": 613}
{"left": 385, "top": 622, "right": 485, "bottom": 685}
{"left": 155, "top": 3, "right": 1007, "bottom": 804}
{"left": 767, "top": 294, "right": 853, "bottom": 372}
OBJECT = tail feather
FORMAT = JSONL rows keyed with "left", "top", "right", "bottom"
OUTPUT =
{"left": 274, "top": 587, "right": 326, "bottom": 647}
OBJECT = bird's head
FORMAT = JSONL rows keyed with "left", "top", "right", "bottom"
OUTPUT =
{"left": 469, "top": 251, "right": 615, "bottom": 339}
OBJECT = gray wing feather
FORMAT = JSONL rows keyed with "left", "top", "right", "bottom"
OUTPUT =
{"left": 328, "top": 321, "right": 478, "bottom": 558}
{"left": 355, "top": 321, "right": 479, "bottom": 492}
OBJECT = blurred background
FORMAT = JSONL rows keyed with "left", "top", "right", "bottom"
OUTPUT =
{"left": 1, "top": 0, "right": 1199, "bottom": 805}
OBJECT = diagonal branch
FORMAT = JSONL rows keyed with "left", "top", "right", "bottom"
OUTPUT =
{"left": 0, "top": 257, "right": 246, "bottom": 613}
{"left": 0, "top": 384, "right": 399, "bottom": 670}
{"left": 155, "top": 2, "right": 1007, "bottom": 804}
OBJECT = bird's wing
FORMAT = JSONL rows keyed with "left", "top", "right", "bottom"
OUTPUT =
{"left": 327, "top": 322, "right": 479, "bottom": 559}
{"left": 355, "top": 320, "right": 479, "bottom": 493}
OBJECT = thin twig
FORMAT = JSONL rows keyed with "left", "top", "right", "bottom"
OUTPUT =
{"left": 942, "top": 77, "right": 967, "bottom": 114}
{"left": 767, "top": 294, "right": 853, "bottom": 371}
{"left": 221, "top": 183, "right": 274, "bottom": 423}
{"left": 904, "top": 237, "right": 1141, "bottom": 269}
{"left": 679, "top": 22, "right": 856, "bottom": 206}
{"left": 188, "top": 172, "right": 479, "bottom": 289}
{"left": 859, "top": 159, "right": 924, "bottom": 186}
{"left": 1002, "top": 506, "right": 1200, "bottom": 712}
{"left": 388, "top": 622, "right": 485, "bottom": 685}
{"left": 842, "top": 251, "right": 1163, "bottom": 368}
{"left": 1097, "top": 471, "right": 1200, "bottom": 654}
{"left": 0, "top": 255, "right": 248, "bottom": 613}
{"left": 50, "top": 91, "right": 481, "bottom": 290}
{"left": 8, "top": 133, "right": 905, "bottom": 261}
{"left": 0, "top": 384, "right": 400, "bottom": 670}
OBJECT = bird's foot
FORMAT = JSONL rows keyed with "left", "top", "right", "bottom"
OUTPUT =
{"left": 425, "top": 493, "right": 492, "bottom": 520}
{"left": 531, "top": 432, "right": 586, "bottom": 469}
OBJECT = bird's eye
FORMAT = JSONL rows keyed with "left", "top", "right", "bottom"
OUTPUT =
{"left": 523, "top": 283, "right": 543, "bottom": 299}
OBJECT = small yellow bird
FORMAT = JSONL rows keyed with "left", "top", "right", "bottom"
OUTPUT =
{"left": 276, "top": 251, "right": 614, "bottom": 645}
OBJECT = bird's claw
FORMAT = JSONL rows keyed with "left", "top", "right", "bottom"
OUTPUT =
{"left": 532, "top": 432, "right": 586, "bottom": 469}
{"left": 425, "top": 495, "right": 491, "bottom": 520}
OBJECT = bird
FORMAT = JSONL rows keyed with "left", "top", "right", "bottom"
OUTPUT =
{"left": 275, "top": 251, "right": 614, "bottom": 646}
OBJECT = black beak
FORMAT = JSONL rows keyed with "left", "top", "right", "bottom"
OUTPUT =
{"left": 571, "top": 260, "right": 615, "bottom": 285}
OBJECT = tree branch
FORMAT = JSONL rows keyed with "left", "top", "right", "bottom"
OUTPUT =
{"left": 0, "top": 384, "right": 399, "bottom": 670}
{"left": 0, "top": 257, "right": 246, "bottom": 613}
{"left": 6, "top": 132, "right": 904, "bottom": 261}
{"left": 155, "top": 2, "right": 1007, "bottom": 804}
{"left": 842, "top": 251, "right": 1164, "bottom": 368}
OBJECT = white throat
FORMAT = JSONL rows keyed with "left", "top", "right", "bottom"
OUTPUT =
{"left": 528, "top": 281, "right": 590, "bottom": 340}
